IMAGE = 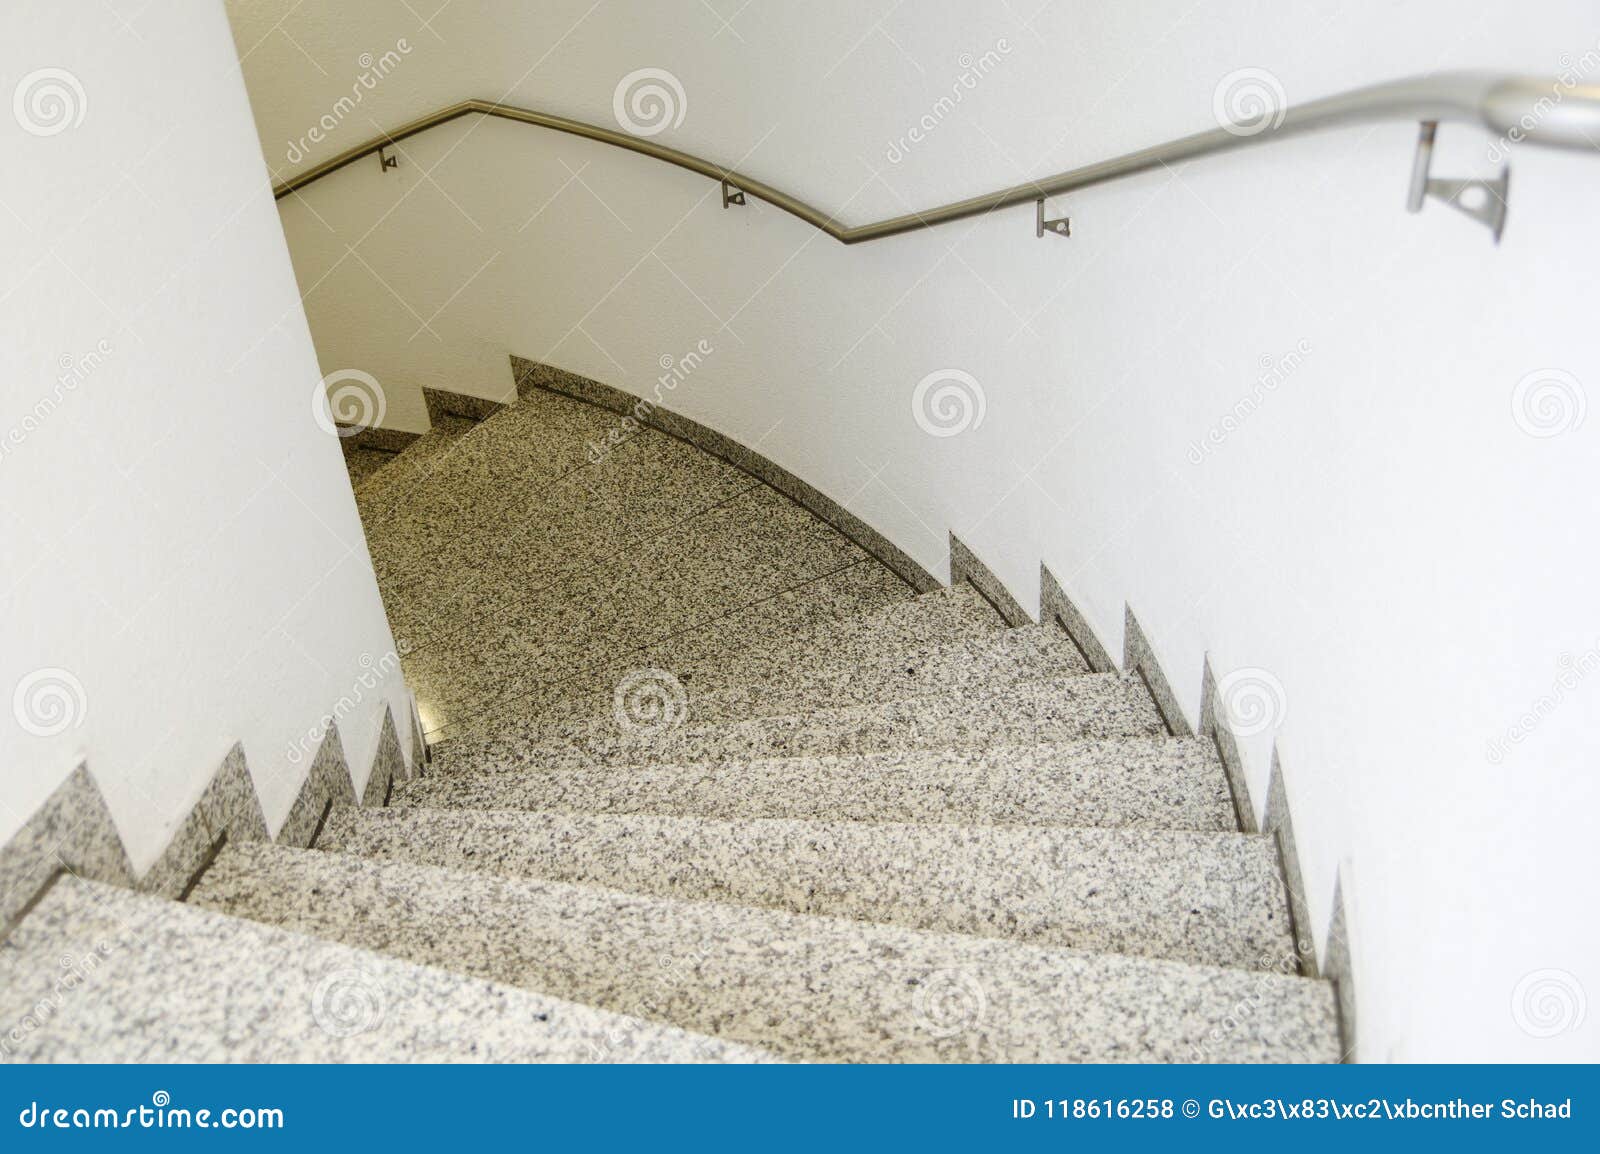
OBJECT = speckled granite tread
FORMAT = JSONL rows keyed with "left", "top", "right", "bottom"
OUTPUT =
{"left": 387, "top": 386, "right": 642, "bottom": 505}
{"left": 344, "top": 446, "right": 395, "bottom": 489}
{"left": 427, "top": 671, "right": 1167, "bottom": 777}
{"left": 318, "top": 807, "right": 1292, "bottom": 969}
{"left": 643, "top": 621, "right": 1091, "bottom": 727}
{"left": 406, "top": 424, "right": 755, "bottom": 587}
{"left": 0, "top": 875, "right": 773, "bottom": 1064}
{"left": 401, "top": 485, "right": 871, "bottom": 730}
{"left": 358, "top": 389, "right": 657, "bottom": 615}
{"left": 419, "top": 572, "right": 960, "bottom": 742}
{"left": 356, "top": 414, "right": 476, "bottom": 518}
{"left": 188, "top": 843, "right": 1339, "bottom": 1063}
{"left": 657, "top": 579, "right": 1007, "bottom": 679}
{"left": 647, "top": 581, "right": 1011, "bottom": 708}
{"left": 522, "top": 591, "right": 1049, "bottom": 732}
{"left": 419, "top": 559, "right": 915, "bottom": 744}
{"left": 360, "top": 388, "right": 634, "bottom": 544}
{"left": 374, "top": 429, "right": 760, "bottom": 651}
{"left": 473, "top": 622, "right": 1091, "bottom": 738}
{"left": 435, "top": 583, "right": 1011, "bottom": 738}
{"left": 401, "top": 736, "right": 1235, "bottom": 832}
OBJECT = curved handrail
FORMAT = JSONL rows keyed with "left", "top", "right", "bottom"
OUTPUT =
{"left": 272, "top": 73, "right": 1600, "bottom": 244}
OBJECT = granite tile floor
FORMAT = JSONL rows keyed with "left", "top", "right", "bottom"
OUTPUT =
{"left": 2, "top": 380, "right": 1341, "bottom": 1062}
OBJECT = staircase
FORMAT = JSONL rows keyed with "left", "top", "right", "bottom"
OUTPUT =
{"left": 0, "top": 378, "right": 1342, "bottom": 1063}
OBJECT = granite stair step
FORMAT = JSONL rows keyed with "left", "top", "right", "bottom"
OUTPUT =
{"left": 428, "top": 672, "right": 1168, "bottom": 777}
{"left": 641, "top": 581, "right": 1011, "bottom": 710}
{"left": 372, "top": 427, "right": 760, "bottom": 651}
{"left": 318, "top": 806, "right": 1292, "bottom": 969}
{"left": 397, "top": 736, "right": 1236, "bottom": 832}
{"left": 432, "top": 580, "right": 997, "bottom": 737}
{"left": 651, "top": 622, "right": 1088, "bottom": 726}
{"left": 343, "top": 446, "right": 398, "bottom": 488}
{"left": 361, "top": 387, "right": 646, "bottom": 547}
{"left": 358, "top": 387, "right": 666, "bottom": 614}
{"left": 420, "top": 559, "right": 917, "bottom": 743}
{"left": 673, "top": 579, "right": 1007, "bottom": 670}
{"left": 496, "top": 612, "right": 1082, "bottom": 736}
{"left": 0, "top": 874, "right": 770, "bottom": 1063}
{"left": 447, "top": 592, "right": 1052, "bottom": 736}
{"left": 356, "top": 414, "right": 477, "bottom": 519}
{"left": 188, "top": 842, "right": 1341, "bottom": 1063}
{"left": 399, "top": 484, "right": 872, "bottom": 729}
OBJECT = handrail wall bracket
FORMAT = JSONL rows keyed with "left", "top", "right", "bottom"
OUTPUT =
{"left": 377, "top": 144, "right": 399, "bottom": 174}
{"left": 1406, "top": 121, "right": 1509, "bottom": 244}
{"left": 721, "top": 179, "right": 746, "bottom": 209}
{"left": 1036, "top": 196, "right": 1070, "bottom": 239}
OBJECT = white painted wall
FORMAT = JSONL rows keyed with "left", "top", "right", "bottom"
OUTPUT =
{"left": 228, "top": 0, "right": 1599, "bottom": 1060}
{"left": 0, "top": 1, "right": 412, "bottom": 872}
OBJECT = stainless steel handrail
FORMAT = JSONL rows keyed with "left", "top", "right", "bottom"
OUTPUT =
{"left": 271, "top": 73, "right": 1600, "bottom": 244}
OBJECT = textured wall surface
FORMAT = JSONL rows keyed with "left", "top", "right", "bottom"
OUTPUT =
{"left": 229, "top": 0, "right": 1598, "bottom": 1060}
